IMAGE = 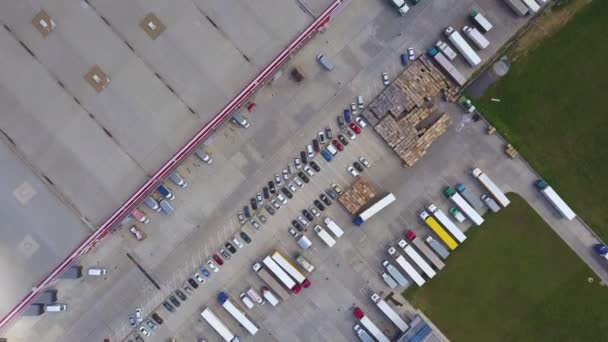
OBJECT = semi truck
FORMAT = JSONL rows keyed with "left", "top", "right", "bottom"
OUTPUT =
{"left": 425, "top": 236, "right": 450, "bottom": 259}
{"left": 427, "top": 204, "right": 467, "bottom": 243}
{"left": 323, "top": 217, "right": 344, "bottom": 238}
{"left": 419, "top": 210, "right": 458, "bottom": 250}
{"left": 435, "top": 40, "right": 458, "bottom": 60}
{"left": 405, "top": 231, "right": 445, "bottom": 270}
{"left": 354, "top": 193, "right": 396, "bottom": 226}
{"left": 470, "top": 10, "right": 493, "bottom": 32}
{"left": 353, "top": 307, "right": 390, "bottom": 342}
{"left": 252, "top": 262, "right": 291, "bottom": 300}
{"left": 534, "top": 180, "right": 576, "bottom": 220}
{"left": 463, "top": 26, "right": 489, "bottom": 49}
{"left": 271, "top": 251, "right": 311, "bottom": 288}
{"left": 455, "top": 183, "right": 484, "bottom": 209}
{"left": 314, "top": 225, "right": 336, "bottom": 247}
{"left": 388, "top": 247, "right": 426, "bottom": 287}
{"left": 217, "top": 292, "right": 259, "bottom": 336}
{"left": 262, "top": 256, "right": 301, "bottom": 294}
{"left": 471, "top": 168, "right": 510, "bottom": 207}
{"left": 427, "top": 48, "right": 466, "bottom": 87}
{"left": 370, "top": 293, "right": 409, "bottom": 332}
{"left": 444, "top": 186, "right": 485, "bottom": 226}
{"left": 503, "top": 0, "right": 529, "bottom": 16}
{"left": 521, "top": 0, "right": 540, "bottom": 12}
{"left": 444, "top": 26, "right": 481, "bottom": 67}
{"left": 397, "top": 239, "right": 436, "bottom": 279}
{"left": 200, "top": 308, "right": 239, "bottom": 342}
{"left": 383, "top": 260, "right": 410, "bottom": 287}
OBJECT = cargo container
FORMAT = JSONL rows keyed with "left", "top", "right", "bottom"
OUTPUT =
{"left": 271, "top": 251, "right": 311, "bottom": 288}
{"left": 370, "top": 293, "right": 409, "bottom": 332}
{"left": 455, "top": 184, "right": 484, "bottom": 209}
{"left": 353, "top": 308, "right": 390, "bottom": 342}
{"left": 405, "top": 231, "right": 445, "bottom": 270}
{"left": 521, "top": 0, "right": 540, "bottom": 12}
{"left": 427, "top": 204, "right": 467, "bottom": 243}
{"left": 534, "top": 180, "right": 576, "bottom": 220}
{"left": 503, "top": 0, "right": 529, "bottom": 16}
{"left": 22, "top": 304, "right": 44, "bottom": 316}
{"left": 252, "top": 263, "right": 291, "bottom": 300}
{"left": 33, "top": 290, "right": 57, "bottom": 305}
{"left": 314, "top": 225, "right": 337, "bottom": 247}
{"left": 382, "top": 260, "right": 410, "bottom": 287}
{"left": 427, "top": 48, "right": 466, "bottom": 87}
{"left": 354, "top": 193, "right": 396, "bottom": 226}
{"left": 444, "top": 187, "right": 484, "bottom": 226}
{"left": 471, "top": 168, "right": 510, "bottom": 207}
{"left": 419, "top": 211, "right": 458, "bottom": 250}
{"left": 397, "top": 239, "right": 436, "bottom": 279}
{"left": 435, "top": 40, "right": 458, "bottom": 60}
{"left": 444, "top": 26, "right": 481, "bottom": 67}
{"left": 217, "top": 292, "right": 259, "bottom": 335}
{"left": 354, "top": 324, "right": 375, "bottom": 342}
{"left": 262, "top": 256, "right": 301, "bottom": 294}
{"left": 425, "top": 236, "right": 450, "bottom": 260}
{"left": 200, "top": 308, "right": 239, "bottom": 342}
{"left": 60, "top": 265, "right": 83, "bottom": 279}
{"left": 381, "top": 272, "right": 399, "bottom": 289}
{"left": 470, "top": 10, "right": 493, "bottom": 32}
{"left": 481, "top": 195, "right": 500, "bottom": 213}
{"left": 463, "top": 26, "right": 489, "bottom": 49}
{"left": 388, "top": 247, "right": 425, "bottom": 287}
{"left": 323, "top": 217, "right": 344, "bottom": 238}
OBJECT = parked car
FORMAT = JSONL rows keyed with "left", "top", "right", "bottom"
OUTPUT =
{"left": 169, "top": 171, "right": 187, "bottom": 188}
{"left": 129, "top": 315, "right": 136, "bottom": 327}
{"left": 129, "top": 226, "right": 146, "bottom": 241}
{"left": 268, "top": 181, "right": 276, "bottom": 194}
{"left": 320, "top": 149, "right": 332, "bottom": 162}
{"left": 281, "top": 187, "right": 293, "bottom": 199}
{"left": 401, "top": 53, "right": 409, "bottom": 66}
{"left": 274, "top": 174, "right": 282, "bottom": 185}
{"left": 151, "top": 312, "right": 163, "bottom": 325}
{"left": 309, "top": 207, "right": 320, "bottom": 217}
{"left": 169, "top": 296, "right": 180, "bottom": 307}
{"left": 187, "top": 278, "right": 199, "bottom": 289}
{"left": 145, "top": 319, "right": 158, "bottom": 331}
{"left": 350, "top": 102, "right": 358, "bottom": 115}
{"left": 345, "top": 129, "right": 356, "bottom": 140}
{"left": 263, "top": 187, "right": 270, "bottom": 199}
{"left": 293, "top": 176, "right": 304, "bottom": 188}
{"left": 240, "top": 231, "right": 252, "bottom": 243}
{"left": 271, "top": 198, "right": 281, "bottom": 209}
{"left": 297, "top": 215, "right": 309, "bottom": 227}
{"left": 288, "top": 227, "right": 300, "bottom": 238}
{"left": 325, "top": 127, "right": 333, "bottom": 139}
{"left": 292, "top": 220, "right": 304, "bottom": 232}
{"left": 294, "top": 158, "right": 302, "bottom": 169}
{"left": 353, "top": 161, "right": 364, "bottom": 172}
{"left": 331, "top": 183, "right": 343, "bottom": 195}
{"left": 317, "top": 53, "right": 335, "bottom": 71}
{"left": 332, "top": 139, "right": 344, "bottom": 151}
{"left": 250, "top": 198, "right": 258, "bottom": 210}
{"left": 212, "top": 254, "right": 224, "bottom": 266}
{"left": 250, "top": 219, "right": 261, "bottom": 230}
{"left": 287, "top": 182, "right": 298, "bottom": 193}
{"left": 265, "top": 204, "right": 276, "bottom": 215}
{"left": 309, "top": 160, "right": 321, "bottom": 172}
{"left": 300, "top": 151, "right": 308, "bottom": 164}
{"left": 337, "top": 116, "right": 345, "bottom": 129}
{"left": 313, "top": 200, "right": 326, "bottom": 211}
{"left": 194, "top": 148, "right": 212, "bottom": 164}
{"left": 303, "top": 165, "right": 315, "bottom": 177}
{"left": 237, "top": 212, "right": 245, "bottom": 224}
{"left": 344, "top": 109, "right": 352, "bottom": 124}
{"left": 225, "top": 242, "right": 237, "bottom": 254}
{"left": 298, "top": 171, "right": 310, "bottom": 183}
{"left": 337, "top": 134, "right": 349, "bottom": 146}
{"left": 163, "top": 301, "right": 175, "bottom": 313}
{"left": 256, "top": 193, "right": 263, "bottom": 204}
{"left": 408, "top": 47, "right": 415, "bottom": 60}
{"left": 359, "top": 157, "right": 371, "bottom": 168}
{"left": 194, "top": 273, "right": 205, "bottom": 283}
{"left": 135, "top": 308, "right": 143, "bottom": 322}
{"left": 320, "top": 194, "right": 332, "bottom": 206}
{"left": 357, "top": 95, "right": 364, "bottom": 108}
{"left": 139, "top": 327, "right": 150, "bottom": 337}
{"left": 355, "top": 116, "right": 367, "bottom": 128}
{"left": 349, "top": 122, "right": 362, "bottom": 134}
{"left": 302, "top": 209, "right": 314, "bottom": 221}
{"left": 347, "top": 166, "right": 360, "bottom": 178}
{"left": 243, "top": 206, "right": 251, "bottom": 218}
{"left": 306, "top": 144, "right": 314, "bottom": 158}
{"left": 318, "top": 131, "right": 326, "bottom": 144}
{"left": 232, "top": 236, "right": 244, "bottom": 249}
{"left": 313, "top": 139, "right": 320, "bottom": 153}
{"left": 276, "top": 193, "right": 288, "bottom": 204}
{"left": 382, "top": 72, "right": 389, "bottom": 86}
{"left": 207, "top": 260, "right": 219, "bottom": 272}
{"left": 175, "top": 289, "right": 187, "bottom": 301}
{"left": 200, "top": 267, "right": 211, "bottom": 277}
{"left": 326, "top": 188, "right": 338, "bottom": 200}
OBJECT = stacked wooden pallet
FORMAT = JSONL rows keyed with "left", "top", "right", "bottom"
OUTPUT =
{"left": 339, "top": 179, "right": 376, "bottom": 215}
{"left": 400, "top": 113, "right": 451, "bottom": 167}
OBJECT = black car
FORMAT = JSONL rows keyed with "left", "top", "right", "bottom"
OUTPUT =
{"left": 175, "top": 290, "right": 187, "bottom": 301}
{"left": 325, "top": 127, "right": 333, "bottom": 139}
{"left": 265, "top": 204, "right": 275, "bottom": 216}
{"left": 187, "top": 278, "right": 199, "bottom": 289}
{"left": 263, "top": 187, "right": 270, "bottom": 199}
{"left": 240, "top": 231, "right": 252, "bottom": 243}
{"left": 337, "top": 116, "right": 345, "bottom": 129}
{"left": 225, "top": 242, "right": 237, "bottom": 254}
{"left": 281, "top": 187, "right": 293, "bottom": 199}
{"left": 268, "top": 181, "right": 276, "bottom": 194}
{"left": 320, "top": 194, "right": 331, "bottom": 206}
{"left": 313, "top": 199, "right": 326, "bottom": 211}
{"left": 338, "top": 134, "right": 349, "bottom": 146}
{"left": 298, "top": 171, "right": 310, "bottom": 183}
{"left": 353, "top": 161, "right": 364, "bottom": 172}
{"left": 163, "top": 301, "right": 175, "bottom": 313}
{"left": 169, "top": 295, "right": 181, "bottom": 307}
{"left": 291, "top": 220, "right": 304, "bottom": 232}
{"left": 309, "top": 161, "right": 321, "bottom": 172}
{"left": 300, "top": 151, "right": 309, "bottom": 164}
{"left": 151, "top": 312, "right": 164, "bottom": 325}
{"left": 302, "top": 209, "right": 314, "bottom": 221}
{"left": 326, "top": 188, "right": 338, "bottom": 200}
{"left": 250, "top": 198, "right": 258, "bottom": 210}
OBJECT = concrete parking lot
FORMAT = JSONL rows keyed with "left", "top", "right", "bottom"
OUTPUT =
{"left": 6, "top": 0, "right": 604, "bottom": 341}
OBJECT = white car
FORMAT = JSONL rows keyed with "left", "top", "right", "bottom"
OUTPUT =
{"left": 274, "top": 174, "right": 282, "bottom": 185}
{"left": 309, "top": 207, "right": 320, "bottom": 217}
{"left": 297, "top": 215, "right": 309, "bottom": 227}
{"left": 194, "top": 273, "right": 205, "bottom": 283}
{"left": 288, "top": 182, "right": 298, "bottom": 193}
{"left": 282, "top": 168, "right": 290, "bottom": 180}
{"left": 232, "top": 236, "right": 244, "bottom": 249}
{"left": 294, "top": 158, "right": 302, "bottom": 169}
{"left": 359, "top": 157, "right": 371, "bottom": 168}
{"left": 357, "top": 95, "right": 364, "bottom": 109}
{"left": 288, "top": 227, "right": 300, "bottom": 238}
{"left": 135, "top": 308, "right": 143, "bottom": 322}
{"left": 271, "top": 198, "right": 281, "bottom": 209}
{"left": 350, "top": 102, "right": 358, "bottom": 115}
{"left": 276, "top": 193, "right": 287, "bottom": 204}
{"left": 347, "top": 166, "right": 360, "bottom": 178}
{"left": 139, "top": 326, "right": 150, "bottom": 337}
{"left": 408, "top": 47, "right": 415, "bottom": 60}
{"left": 303, "top": 165, "right": 315, "bottom": 177}
{"left": 331, "top": 183, "right": 343, "bottom": 195}
{"left": 382, "top": 72, "right": 389, "bottom": 86}
{"left": 207, "top": 260, "right": 219, "bottom": 273}
{"left": 355, "top": 116, "right": 367, "bottom": 128}
{"left": 318, "top": 131, "right": 326, "bottom": 144}
{"left": 293, "top": 176, "right": 304, "bottom": 188}
{"left": 256, "top": 192, "right": 263, "bottom": 204}
{"left": 250, "top": 219, "right": 261, "bottom": 230}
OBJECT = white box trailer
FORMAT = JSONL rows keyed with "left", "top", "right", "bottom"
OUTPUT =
{"left": 445, "top": 26, "right": 481, "bottom": 67}
{"left": 353, "top": 308, "right": 390, "bottom": 342}
{"left": 471, "top": 10, "right": 493, "bottom": 32}
{"left": 217, "top": 293, "right": 259, "bottom": 336}
{"left": 253, "top": 263, "right": 291, "bottom": 300}
{"left": 425, "top": 236, "right": 450, "bottom": 260}
{"left": 314, "top": 225, "right": 336, "bottom": 247}
{"left": 388, "top": 247, "right": 425, "bottom": 286}
{"left": 471, "top": 168, "right": 511, "bottom": 207}
{"left": 503, "top": 0, "right": 529, "bottom": 16}
{"left": 521, "top": 0, "right": 541, "bottom": 12}
{"left": 382, "top": 260, "right": 410, "bottom": 287}
{"left": 463, "top": 26, "right": 489, "bottom": 49}
{"left": 534, "top": 180, "right": 576, "bottom": 220}
{"left": 370, "top": 293, "right": 409, "bottom": 332}
{"left": 427, "top": 204, "right": 467, "bottom": 243}
{"left": 444, "top": 187, "right": 484, "bottom": 226}
{"left": 405, "top": 231, "right": 445, "bottom": 270}
{"left": 271, "top": 251, "right": 311, "bottom": 288}
{"left": 262, "top": 256, "right": 301, "bottom": 294}
{"left": 323, "top": 217, "right": 344, "bottom": 238}
{"left": 435, "top": 40, "right": 458, "bottom": 60}
{"left": 397, "top": 239, "right": 436, "bottom": 279}
{"left": 200, "top": 308, "right": 239, "bottom": 342}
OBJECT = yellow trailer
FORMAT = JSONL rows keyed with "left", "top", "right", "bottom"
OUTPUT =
{"left": 419, "top": 211, "right": 458, "bottom": 250}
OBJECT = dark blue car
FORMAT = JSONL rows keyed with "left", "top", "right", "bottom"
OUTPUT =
{"left": 343, "top": 109, "right": 352, "bottom": 123}
{"left": 243, "top": 206, "right": 251, "bottom": 218}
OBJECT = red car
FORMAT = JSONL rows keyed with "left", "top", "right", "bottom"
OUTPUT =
{"left": 312, "top": 139, "right": 320, "bottom": 153}
{"left": 332, "top": 139, "right": 344, "bottom": 151}
{"left": 212, "top": 254, "right": 224, "bottom": 266}
{"left": 349, "top": 122, "right": 362, "bottom": 134}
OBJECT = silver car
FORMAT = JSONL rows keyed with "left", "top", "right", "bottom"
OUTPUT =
{"left": 297, "top": 215, "right": 309, "bottom": 227}
{"left": 293, "top": 176, "right": 304, "bottom": 188}
{"left": 288, "top": 182, "right": 298, "bottom": 193}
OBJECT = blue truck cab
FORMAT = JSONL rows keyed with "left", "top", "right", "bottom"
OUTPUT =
{"left": 157, "top": 184, "right": 174, "bottom": 200}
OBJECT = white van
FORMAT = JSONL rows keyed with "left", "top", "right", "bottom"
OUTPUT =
{"left": 87, "top": 268, "right": 107, "bottom": 276}
{"left": 261, "top": 288, "right": 280, "bottom": 307}
{"left": 45, "top": 304, "right": 67, "bottom": 312}
{"left": 240, "top": 293, "right": 254, "bottom": 309}
{"left": 316, "top": 54, "right": 335, "bottom": 71}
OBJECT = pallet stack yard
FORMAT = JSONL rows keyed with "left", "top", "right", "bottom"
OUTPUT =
{"left": 363, "top": 57, "right": 460, "bottom": 167}
{"left": 338, "top": 179, "right": 377, "bottom": 215}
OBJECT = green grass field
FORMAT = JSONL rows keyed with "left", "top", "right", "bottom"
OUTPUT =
{"left": 475, "top": 0, "right": 608, "bottom": 239}
{"left": 405, "top": 195, "right": 608, "bottom": 341}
